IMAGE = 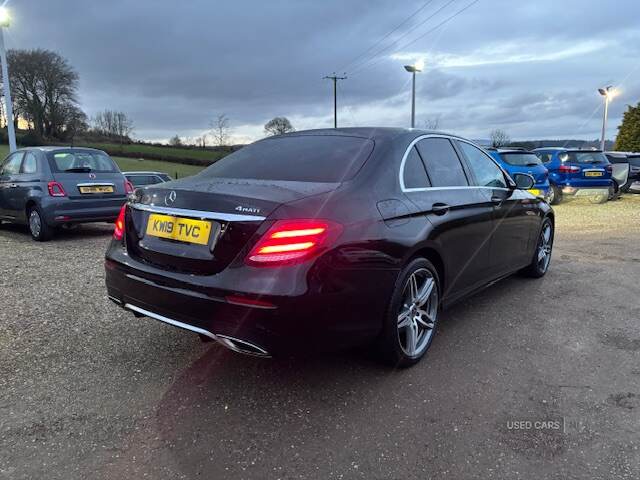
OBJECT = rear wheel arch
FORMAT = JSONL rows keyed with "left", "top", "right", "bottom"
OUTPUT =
{"left": 25, "top": 199, "right": 38, "bottom": 220}
{"left": 410, "top": 247, "right": 445, "bottom": 296}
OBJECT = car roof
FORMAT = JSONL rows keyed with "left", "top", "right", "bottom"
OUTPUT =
{"left": 124, "top": 171, "right": 169, "bottom": 175}
{"left": 533, "top": 147, "right": 604, "bottom": 153}
{"left": 275, "top": 127, "right": 457, "bottom": 141}
{"left": 19, "top": 146, "right": 107, "bottom": 154}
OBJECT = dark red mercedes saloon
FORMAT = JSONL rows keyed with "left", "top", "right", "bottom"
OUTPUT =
{"left": 105, "top": 128, "right": 553, "bottom": 366}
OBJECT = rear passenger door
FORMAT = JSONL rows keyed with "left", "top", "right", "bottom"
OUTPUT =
{"left": 0, "top": 152, "right": 25, "bottom": 219}
{"left": 456, "top": 140, "right": 536, "bottom": 275}
{"left": 406, "top": 136, "right": 495, "bottom": 300}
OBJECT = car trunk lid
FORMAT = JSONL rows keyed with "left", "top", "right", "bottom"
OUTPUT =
{"left": 125, "top": 178, "right": 338, "bottom": 275}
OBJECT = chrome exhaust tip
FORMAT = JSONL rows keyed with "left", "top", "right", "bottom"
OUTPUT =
{"left": 122, "top": 303, "right": 271, "bottom": 358}
{"left": 215, "top": 334, "right": 271, "bottom": 358}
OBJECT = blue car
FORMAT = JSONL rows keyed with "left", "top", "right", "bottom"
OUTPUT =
{"left": 533, "top": 148, "right": 613, "bottom": 204}
{"left": 486, "top": 148, "right": 550, "bottom": 199}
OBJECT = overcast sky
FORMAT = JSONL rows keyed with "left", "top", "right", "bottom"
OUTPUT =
{"left": 5, "top": 0, "right": 640, "bottom": 143}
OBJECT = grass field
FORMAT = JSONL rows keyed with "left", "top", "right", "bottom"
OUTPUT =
{"left": 0, "top": 145, "right": 206, "bottom": 179}
{"left": 79, "top": 142, "right": 228, "bottom": 163}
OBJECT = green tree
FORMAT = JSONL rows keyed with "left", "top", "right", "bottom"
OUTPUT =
{"left": 615, "top": 103, "right": 640, "bottom": 151}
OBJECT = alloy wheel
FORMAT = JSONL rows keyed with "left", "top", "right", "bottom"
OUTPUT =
{"left": 537, "top": 223, "right": 553, "bottom": 273}
{"left": 29, "top": 210, "right": 42, "bottom": 238}
{"left": 397, "top": 268, "right": 438, "bottom": 357}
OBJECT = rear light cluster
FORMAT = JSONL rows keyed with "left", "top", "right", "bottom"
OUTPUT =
{"left": 113, "top": 204, "right": 126, "bottom": 241}
{"left": 125, "top": 180, "right": 135, "bottom": 194}
{"left": 47, "top": 181, "right": 66, "bottom": 197}
{"left": 558, "top": 165, "right": 580, "bottom": 173}
{"left": 246, "top": 219, "right": 342, "bottom": 266}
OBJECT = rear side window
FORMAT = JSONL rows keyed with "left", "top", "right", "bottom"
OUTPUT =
{"left": 199, "top": 135, "right": 374, "bottom": 183}
{"left": 21, "top": 152, "right": 38, "bottom": 174}
{"left": 402, "top": 147, "right": 431, "bottom": 189}
{"left": 457, "top": 141, "right": 507, "bottom": 188}
{"left": 416, "top": 138, "right": 468, "bottom": 187}
{"left": 500, "top": 153, "right": 543, "bottom": 167}
{"left": 1, "top": 152, "right": 24, "bottom": 175}
{"left": 48, "top": 151, "right": 119, "bottom": 173}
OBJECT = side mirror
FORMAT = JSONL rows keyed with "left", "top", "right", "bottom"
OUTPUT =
{"left": 512, "top": 173, "right": 535, "bottom": 190}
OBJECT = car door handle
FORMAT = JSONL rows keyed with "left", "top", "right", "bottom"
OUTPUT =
{"left": 8, "top": 183, "right": 18, "bottom": 188}
{"left": 431, "top": 202, "right": 450, "bottom": 216}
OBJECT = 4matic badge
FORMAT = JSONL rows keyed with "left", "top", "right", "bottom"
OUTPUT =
{"left": 235, "top": 205, "right": 261, "bottom": 214}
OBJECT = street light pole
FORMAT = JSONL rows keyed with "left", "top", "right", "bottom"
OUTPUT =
{"left": 598, "top": 86, "right": 614, "bottom": 152}
{"left": 324, "top": 74, "right": 347, "bottom": 128}
{"left": 404, "top": 61, "right": 423, "bottom": 129}
{"left": 0, "top": 7, "right": 16, "bottom": 152}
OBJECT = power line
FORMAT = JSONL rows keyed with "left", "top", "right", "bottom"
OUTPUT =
{"left": 323, "top": 74, "right": 347, "bottom": 128}
{"left": 350, "top": 0, "right": 481, "bottom": 77}
{"left": 348, "top": 0, "right": 459, "bottom": 75}
{"left": 338, "top": 0, "right": 437, "bottom": 73}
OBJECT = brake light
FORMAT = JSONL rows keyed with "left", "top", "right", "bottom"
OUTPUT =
{"left": 124, "top": 180, "right": 134, "bottom": 194}
{"left": 246, "top": 219, "right": 342, "bottom": 266}
{"left": 113, "top": 204, "right": 126, "bottom": 240}
{"left": 47, "top": 181, "right": 66, "bottom": 197}
{"left": 558, "top": 165, "right": 580, "bottom": 173}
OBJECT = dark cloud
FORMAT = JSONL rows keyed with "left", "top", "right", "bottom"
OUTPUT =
{"left": 5, "top": 0, "right": 640, "bottom": 141}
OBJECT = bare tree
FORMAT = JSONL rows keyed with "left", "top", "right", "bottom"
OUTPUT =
{"left": 168, "top": 134, "right": 183, "bottom": 146}
{"left": 210, "top": 114, "right": 231, "bottom": 146}
{"left": 422, "top": 117, "right": 440, "bottom": 130}
{"left": 92, "top": 110, "right": 134, "bottom": 142}
{"left": 490, "top": 129, "right": 511, "bottom": 148}
{"left": 264, "top": 116, "right": 295, "bottom": 136}
{"left": 8, "top": 48, "right": 83, "bottom": 139}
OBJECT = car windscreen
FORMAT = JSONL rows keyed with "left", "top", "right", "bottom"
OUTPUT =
{"left": 566, "top": 152, "right": 608, "bottom": 164}
{"left": 48, "top": 151, "right": 119, "bottom": 173}
{"left": 500, "top": 153, "right": 543, "bottom": 167}
{"left": 198, "top": 135, "right": 374, "bottom": 183}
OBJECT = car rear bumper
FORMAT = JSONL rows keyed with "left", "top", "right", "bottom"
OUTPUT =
{"left": 41, "top": 196, "right": 127, "bottom": 225}
{"left": 560, "top": 185, "right": 610, "bottom": 197}
{"left": 104, "top": 244, "right": 396, "bottom": 356}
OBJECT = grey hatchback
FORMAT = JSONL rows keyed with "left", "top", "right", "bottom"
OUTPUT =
{"left": 0, "top": 147, "right": 131, "bottom": 241}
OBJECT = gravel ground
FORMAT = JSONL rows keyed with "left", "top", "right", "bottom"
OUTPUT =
{"left": 1, "top": 195, "right": 639, "bottom": 480}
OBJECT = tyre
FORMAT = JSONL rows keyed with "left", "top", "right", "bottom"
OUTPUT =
{"left": 522, "top": 218, "right": 554, "bottom": 278}
{"left": 548, "top": 185, "right": 562, "bottom": 205}
{"left": 377, "top": 257, "right": 440, "bottom": 368}
{"left": 28, "top": 206, "right": 53, "bottom": 241}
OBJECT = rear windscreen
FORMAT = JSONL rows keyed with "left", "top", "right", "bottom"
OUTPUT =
{"left": 48, "top": 151, "right": 119, "bottom": 173}
{"left": 566, "top": 152, "right": 608, "bottom": 164}
{"left": 500, "top": 153, "right": 543, "bottom": 167}
{"left": 199, "top": 135, "right": 374, "bottom": 182}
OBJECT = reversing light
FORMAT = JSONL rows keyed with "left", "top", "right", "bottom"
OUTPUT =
{"left": 246, "top": 219, "right": 342, "bottom": 266}
{"left": 113, "top": 204, "right": 127, "bottom": 240}
{"left": 47, "top": 181, "right": 66, "bottom": 197}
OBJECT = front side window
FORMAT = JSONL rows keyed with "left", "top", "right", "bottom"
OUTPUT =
{"left": 21, "top": 152, "right": 38, "bottom": 174}
{"left": 415, "top": 138, "right": 468, "bottom": 187}
{"left": 457, "top": 141, "right": 507, "bottom": 188}
{"left": 128, "top": 175, "right": 162, "bottom": 186}
{"left": 0, "top": 152, "right": 25, "bottom": 175}
{"left": 402, "top": 146, "right": 431, "bottom": 189}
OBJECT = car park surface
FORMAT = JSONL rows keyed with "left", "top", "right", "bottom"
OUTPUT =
{"left": 1, "top": 195, "right": 639, "bottom": 479}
